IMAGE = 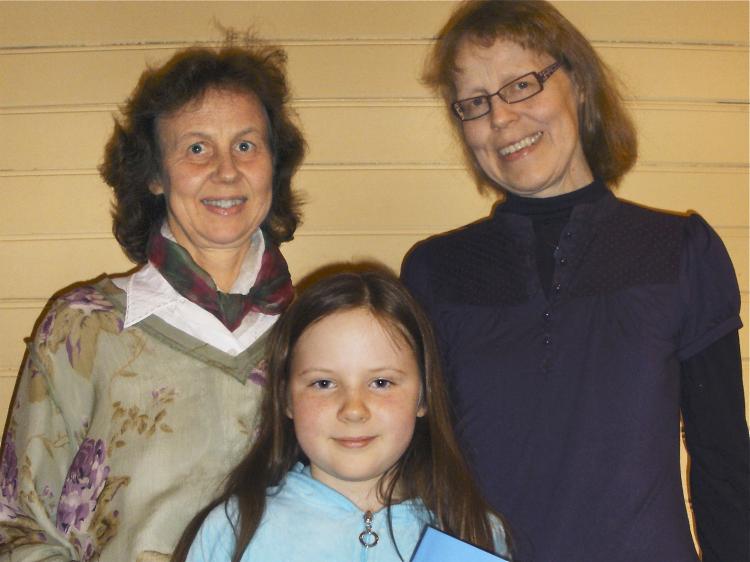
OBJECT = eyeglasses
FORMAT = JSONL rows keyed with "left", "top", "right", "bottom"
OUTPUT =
{"left": 452, "top": 61, "right": 562, "bottom": 122}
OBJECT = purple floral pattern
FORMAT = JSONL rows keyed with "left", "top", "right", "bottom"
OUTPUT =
{"left": 38, "top": 308, "right": 57, "bottom": 345}
{"left": 248, "top": 360, "right": 268, "bottom": 386}
{"left": 56, "top": 439, "right": 110, "bottom": 535}
{"left": 1, "top": 278, "right": 267, "bottom": 558}
{"left": 0, "top": 432, "right": 49, "bottom": 548}
{"left": 0, "top": 432, "right": 19, "bottom": 518}
{"left": 61, "top": 286, "right": 115, "bottom": 315}
{"left": 41, "top": 286, "right": 124, "bottom": 377}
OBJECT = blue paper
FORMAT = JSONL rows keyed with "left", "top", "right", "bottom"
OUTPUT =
{"left": 410, "top": 526, "right": 509, "bottom": 562}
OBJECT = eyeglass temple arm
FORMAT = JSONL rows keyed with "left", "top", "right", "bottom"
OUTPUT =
{"left": 538, "top": 61, "right": 562, "bottom": 83}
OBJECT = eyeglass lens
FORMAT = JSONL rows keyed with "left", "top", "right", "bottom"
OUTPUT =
{"left": 455, "top": 72, "right": 542, "bottom": 121}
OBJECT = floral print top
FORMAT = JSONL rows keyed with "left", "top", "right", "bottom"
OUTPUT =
{"left": 0, "top": 278, "right": 271, "bottom": 561}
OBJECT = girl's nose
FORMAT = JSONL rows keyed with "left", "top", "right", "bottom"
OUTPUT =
{"left": 338, "top": 391, "right": 370, "bottom": 423}
{"left": 214, "top": 150, "right": 239, "bottom": 182}
{"left": 488, "top": 94, "right": 519, "bottom": 130}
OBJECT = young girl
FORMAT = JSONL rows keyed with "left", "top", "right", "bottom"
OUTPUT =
{"left": 171, "top": 269, "right": 510, "bottom": 562}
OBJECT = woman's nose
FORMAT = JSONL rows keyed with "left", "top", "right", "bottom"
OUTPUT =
{"left": 338, "top": 390, "right": 370, "bottom": 423}
{"left": 488, "top": 94, "right": 519, "bottom": 130}
{"left": 214, "top": 149, "right": 239, "bottom": 182}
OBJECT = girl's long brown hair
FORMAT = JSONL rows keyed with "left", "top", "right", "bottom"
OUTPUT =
{"left": 171, "top": 268, "right": 510, "bottom": 562}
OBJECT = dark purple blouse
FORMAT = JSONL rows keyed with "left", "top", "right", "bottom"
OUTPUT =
{"left": 402, "top": 182, "right": 745, "bottom": 562}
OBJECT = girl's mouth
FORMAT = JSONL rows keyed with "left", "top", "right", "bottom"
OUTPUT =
{"left": 499, "top": 131, "right": 543, "bottom": 156}
{"left": 334, "top": 436, "right": 375, "bottom": 448}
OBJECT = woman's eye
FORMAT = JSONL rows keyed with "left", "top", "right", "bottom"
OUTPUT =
{"left": 514, "top": 80, "right": 530, "bottom": 91}
{"left": 469, "top": 97, "right": 486, "bottom": 108}
{"left": 237, "top": 141, "right": 254, "bottom": 152}
{"left": 189, "top": 143, "right": 204, "bottom": 154}
{"left": 371, "top": 378, "right": 392, "bottom": 389}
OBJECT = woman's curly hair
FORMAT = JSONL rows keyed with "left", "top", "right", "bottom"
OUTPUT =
{"left": 99, "top": 37, "right": 306, "bottom": 264}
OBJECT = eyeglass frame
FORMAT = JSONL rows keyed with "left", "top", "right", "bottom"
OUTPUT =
{"left": 452, "top": 61, "right": 562, "bottom": 122}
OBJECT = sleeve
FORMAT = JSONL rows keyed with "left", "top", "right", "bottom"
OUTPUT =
{"left": 0, "top": 301, "right": 101, "bottom": 562}
{"left": 402, "top": 246, "right": 454, "bottom": 383}
{"left": 680, "top": 330, "right": 749, "bottom": 562}
{"left": 0, "top": 331, "right": 80, "bottom": 561}
{"left": 185, "top": 503, "right": 237, "bottom": 562}
{"left": 677, "top": 214, "right": 742, "bottom": 360}
{"left": 401, "top": 245, "right": 435, "bottom": 315}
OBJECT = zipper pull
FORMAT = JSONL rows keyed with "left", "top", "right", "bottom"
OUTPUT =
{"left": 358, "top": 510, "right": 379, "bottom": 548}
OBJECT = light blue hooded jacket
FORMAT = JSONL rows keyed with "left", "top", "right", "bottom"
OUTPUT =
{"left": 185, "top": 463, "right": 508, "bottom": 562}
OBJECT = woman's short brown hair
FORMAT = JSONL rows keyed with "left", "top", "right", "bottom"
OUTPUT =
{"left": 424, "top": 0, "right": 637, "bottom": 192}
{"left": 100, "top": 37, "right": 306, "bottom": 264}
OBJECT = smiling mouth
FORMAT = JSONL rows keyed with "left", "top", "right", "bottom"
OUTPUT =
{"left": 499, "top": 131, "right": 543, "bottom": 156}
{"left": 202, "top": 197, "right": 247, "bottom": 209}
{"left": 334, "top": 437, "right": 375, "bottom": 448}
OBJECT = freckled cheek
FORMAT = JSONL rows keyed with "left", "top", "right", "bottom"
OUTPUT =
{"left": 381, "top": 396, "right": 422, "bottom": 424}
{"left": 289, "top": 395, "right": 330, "bottom": 423}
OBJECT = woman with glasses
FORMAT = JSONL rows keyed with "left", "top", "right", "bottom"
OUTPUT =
{"left": 402, "top": 2, "right": 748, "bottom": 561}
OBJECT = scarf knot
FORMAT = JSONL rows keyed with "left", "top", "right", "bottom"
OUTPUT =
{"left": 147, "top": 228, "right": 293, "bottom": 331}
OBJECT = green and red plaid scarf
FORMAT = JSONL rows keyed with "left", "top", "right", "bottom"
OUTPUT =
{"left": 147, "top": 228, "right": 293, "bottom": 331}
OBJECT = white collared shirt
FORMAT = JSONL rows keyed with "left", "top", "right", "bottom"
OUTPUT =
{"left": 112, "top": 227, "right": 277, "bottom": 356}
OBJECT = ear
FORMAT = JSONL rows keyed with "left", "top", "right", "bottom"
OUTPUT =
{"left": 285, "top": 402, "right": 293, "bottom": 420}
{"left": 416, "top": 401, "right": 426, "bottom": 418}
{"left": 149, "top": 179, "right": 164, "bottom": 196}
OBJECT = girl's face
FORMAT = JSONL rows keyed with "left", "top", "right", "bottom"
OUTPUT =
{"left": 454, "top": 38, "right": 593, "bottom": 197}
{"left": 287, "top": 308, "right": 425, "bottom": 511}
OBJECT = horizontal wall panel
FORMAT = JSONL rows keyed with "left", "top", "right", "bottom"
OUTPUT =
{"left": 0, "top": 175, "right": 113, "bottom": 236}
{"left": 0, "top": 1, "right": 457, "bottom": 46}
{"left": 1, "top": 168, "right": 747, "bottom": 238}
{"left": 2, "top": 2, "right": 747, "bottom": 48}
{"left": 555, "top": 1, "right": 748, "bottom": 45}
{"left": 0, "top": 45, "right": 430, "bottom": 108}
{"left": 604, "top": 45, "right": 748, "bottom": 102}
{"left": 0, "top": 111, "right": 114, "bottom": 171}
{"left": 0, "top": 375, "right": 17, "bottom": 426}
{"left": 633, "top": 104, "right": 748, "bottom": 166}
{"left": 616, "top": 169, "right": 749, "bottom": 228}
{"left": 1, "top": 227, "right": 746, "bottom": 300}
{"left": 0, "top": 306, "right": 40, "bottom": 372}
{"left": 716, "top": 230, "right": 749, "bottom": 292}
{"left": 2, "top": 44, "right": 747, "bottom": 109}
{"left": 0, "top": 239, "right": 134, "bottom": 301}
{"left": 2, "top": 105, "right": 747, "bottom": 173}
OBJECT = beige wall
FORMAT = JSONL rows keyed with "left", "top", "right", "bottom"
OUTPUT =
{"left": 1, "top": 0, "right": 748, "bottom": 532}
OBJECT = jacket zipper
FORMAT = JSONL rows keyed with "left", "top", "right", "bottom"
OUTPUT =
{"left": 359, "top": 510, "right": 379, "bottom": 561}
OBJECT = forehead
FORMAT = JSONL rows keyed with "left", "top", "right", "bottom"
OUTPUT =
{"left": 293, "top": 308, "right": 415, "bottom": 362}
{"left": 452, "top": 38, "right": 554, "bottom": 96}
{"left": 455, "top": 38, "right": 549, "bottom": 76}
{"left": 157, "top": 88, "right": 268, "bottom": 136}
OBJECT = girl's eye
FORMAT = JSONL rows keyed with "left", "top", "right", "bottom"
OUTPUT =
{"left": 311, "top": 379, "right": 333, "bottom": 390}
{"left": 237, "top": 141, "right": 254, "bottom": 152}
{"left": 189, "top": 143, "right": 205, "bottom": 154}
{"left": 371, "top": 378, "right": 392, "bottom": 389}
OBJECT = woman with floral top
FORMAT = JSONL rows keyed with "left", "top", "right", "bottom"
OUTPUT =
{"left": 0, "top": 36, "right": 305, "bottom": 561}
